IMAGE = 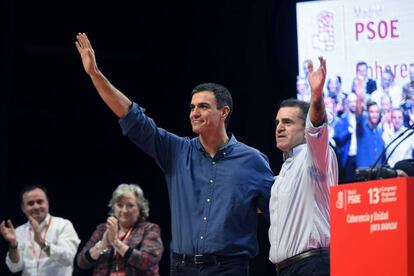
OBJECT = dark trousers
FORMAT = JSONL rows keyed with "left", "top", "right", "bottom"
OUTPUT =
{"left": 276, "top": 251, "right": 330, "bottom": 276}
{"left": 170, "top": 257, "right": 249, "bottom": 276}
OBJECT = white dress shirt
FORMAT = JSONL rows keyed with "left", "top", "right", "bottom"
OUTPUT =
{"left": 370, "top": 85, "right": 403, "bottom": 109}
{"left": 269, "top": 115, "right": 338, "bottom": 263}
{"left": 348, "top": 112, "right": 357, "bottom": 156}
{"left": 5, "top": 214, "right": 80, "bottom": 276}
{"left": 382, "top": 126, "right": 414, "bottom": 167}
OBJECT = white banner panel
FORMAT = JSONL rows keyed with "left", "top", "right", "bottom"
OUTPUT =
{"left": 296, "top": 0, "right": 414, "bottom": 91}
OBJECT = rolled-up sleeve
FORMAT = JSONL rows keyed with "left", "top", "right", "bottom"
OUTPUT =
{"left": 5, "top": 246, "right": 24, "bottom": 273}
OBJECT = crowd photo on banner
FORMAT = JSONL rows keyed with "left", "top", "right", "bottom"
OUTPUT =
{"left": 296, "top": 61, "right": 414, "bottom": 182}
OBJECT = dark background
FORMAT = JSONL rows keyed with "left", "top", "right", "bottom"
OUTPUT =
{"left": 1, "top": 0, "right": 307, "bottom": 275}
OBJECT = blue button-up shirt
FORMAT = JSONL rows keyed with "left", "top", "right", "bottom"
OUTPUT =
{"left": 119, "top": 103, "right": 274, "bottom": 258}
{"left": 356, "top": 113, "right": 384, "bottom": 167}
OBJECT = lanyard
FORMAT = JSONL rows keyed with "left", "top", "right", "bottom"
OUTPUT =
{"left": 29, "top": 216, "right": 52, "bottom": 275}
{"left": 112, "top": 227, "right": 133, "bottom": 272}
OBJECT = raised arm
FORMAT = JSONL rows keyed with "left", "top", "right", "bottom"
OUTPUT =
{"left": 75, "top": 33, "right": 132, "bottom": 118}
{"left": 306, "top": 58, "right": 338, "bottom": 187}
{"left": 307, "top": 57, "right": 327, "bottom": 126}
{"left": 354, "top": 83, "right": 365, "bottom": 117}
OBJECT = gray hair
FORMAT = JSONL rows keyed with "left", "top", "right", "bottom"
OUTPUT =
{"left": 108, "top": 183, "right": 150, "bottom": 220}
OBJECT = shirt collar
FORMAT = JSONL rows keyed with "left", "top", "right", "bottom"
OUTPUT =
{"left": 283, "top": 143, "right": 306, "bottom": 161}
{"left": 196, "top": 133, "right": 236, "bottom": 156}
{"left": 34, "top": 214, "right": 51, "bottom": 230}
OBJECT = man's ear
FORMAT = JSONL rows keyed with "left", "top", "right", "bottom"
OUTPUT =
{"left": 221, "top": 106, "right": 230, "bottom": 120}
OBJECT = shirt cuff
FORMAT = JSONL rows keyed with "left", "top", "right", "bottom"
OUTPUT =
{"left": 306, "top": 113, "right": 327, "bottom": 131}
{"left": 85, "top": 249, "right": 96, "bottom": 264}
{"left": 118, "top": 103, "right": 146, "bottom": 135}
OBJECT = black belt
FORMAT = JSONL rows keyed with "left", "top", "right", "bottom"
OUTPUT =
{"left": 275, "top": 247, "right": 329, "bottom": 272}
{"left": 173, "top": 252, "right": 248, "bottom": 265}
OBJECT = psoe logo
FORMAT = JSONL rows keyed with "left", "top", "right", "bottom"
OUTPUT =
{"left": 336, "top": 190, "right": 344, "bottom": 209}
{"left": 312, "top": 11, "right": 335, "bottom": 52}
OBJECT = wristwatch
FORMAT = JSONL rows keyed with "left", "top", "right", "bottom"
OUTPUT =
{"left": 41, "top": 240, "right": 50, "bottom": 252}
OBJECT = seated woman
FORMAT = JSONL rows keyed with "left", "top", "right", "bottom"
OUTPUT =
{"left": 77, "top": 183, "right": 164, "bottom": 275}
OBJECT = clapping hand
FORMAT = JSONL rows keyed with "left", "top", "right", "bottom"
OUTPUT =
{"left": 106, "top": 216, "right": 119, "bottom": 246}
{"left": 0, "top": 220, "right": 17, "bottom": 247}
{"left": 28, "top": 216, "right": 44, "bottom": 246}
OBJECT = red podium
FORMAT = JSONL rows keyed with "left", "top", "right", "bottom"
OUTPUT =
{"left": 330, "top": 177, "right": 414, "bottom": 276}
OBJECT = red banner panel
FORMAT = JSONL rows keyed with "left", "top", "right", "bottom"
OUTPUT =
{"left": 330, "top": 177, "right": 414, "bottom": 276}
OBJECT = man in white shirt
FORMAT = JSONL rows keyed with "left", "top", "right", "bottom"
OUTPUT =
{"left": 269, "top": 57, "right": 339, "bottom": 275}
{"left": 382, "top": 108, "right": 414, "bottom": 167}
{"left": 333, "top": 92, "right": 358, "bottom": 181}
{"left": 0, "top": 185, "right": 80, "bottom": 276}
{"left": 370, "top": 69, "right": 402, "bottom": 109}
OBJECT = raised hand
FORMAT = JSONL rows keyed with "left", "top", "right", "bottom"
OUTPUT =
{"left": 75, "top": 33, "right": 99, "bottom": 76}
{"left": 0, "top": 220, "right": 17, "bottom": 246}
{"left": 28, "top": 216, "right": 41, "bottom": 233}
{"left": 307, "top": 56, "right": 327, "bottom": 99}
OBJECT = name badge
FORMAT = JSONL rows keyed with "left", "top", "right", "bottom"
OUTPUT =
{"left": 110, "top": 272, "right": 126, "bottom": 276}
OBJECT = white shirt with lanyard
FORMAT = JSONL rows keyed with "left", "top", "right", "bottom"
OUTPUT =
{"left": 6, "top": 214, "right": 80, "bottom": 276}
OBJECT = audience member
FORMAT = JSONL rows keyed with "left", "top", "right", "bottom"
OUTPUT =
{"left": 77, "top": 183, "right": 163, "bottom": 275}
{"left": 401, "top": 66, "right": 414, "bottom": 127}
{"left": 324, "top": 96, "right": 339, "bottom": 148}
{"left": 334, "top": 92, "right": 358, "bottom": 181}
{"left": 402, "top": 64, "right": 414, "bottom": 103}
{"left": 371, "top": 68, "right": 402, "bottom": 109}
{"left": 351, "top": 61, "right": 377, "bottom": 95}
{"left": 355, "top": 89, "right": 384, "bottom": 168}
{"left": 382, "top": 108, "right": 414, "bottom": 167}
{"left": 0, "top": 185, "right": 80, "bottom": 276}
{"left": 380, "top": 94, "right": 393, "bottom": 134}
{"left": 296, "top": 75, "right": 311, "bottom": 102}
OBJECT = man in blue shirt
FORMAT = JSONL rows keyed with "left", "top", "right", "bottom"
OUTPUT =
{"left": 75, "top": 33, "right": 274, "bottom": 276}
{"left": 355, "top": 89, "right": 384, "bottom": 168}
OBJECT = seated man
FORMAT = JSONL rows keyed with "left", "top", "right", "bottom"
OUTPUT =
{"left": 0, "top": 185, "right": 80, "bottom": 276}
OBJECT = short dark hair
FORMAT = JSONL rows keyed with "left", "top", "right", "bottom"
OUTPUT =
{"left": 382, "top": 67, "right": 395, "bottom": 79}
{"left": 191, "top": 83, "right": 233, "bottom": 128}
{"left": 279, "top": 98, "right": 310, "bottom": 125}
{"left": 356, "top": 61, "right": 367, "bottom": 68}
{"left": 366, "top": 100, "right": 378, "bottom": 109}
{"left": 20, "top": 184, "right": 49, "bottom": 205}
